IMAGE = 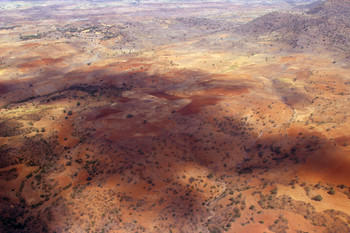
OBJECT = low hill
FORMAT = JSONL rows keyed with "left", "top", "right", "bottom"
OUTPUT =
{"left": 238, "top": 0, "right": 350, "bottom": 57}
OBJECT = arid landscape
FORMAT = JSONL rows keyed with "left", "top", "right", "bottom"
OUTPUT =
{"left": 0, "top": 0, "right": 350, "bottom": 232}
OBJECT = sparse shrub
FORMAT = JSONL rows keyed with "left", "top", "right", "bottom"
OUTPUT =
{"left": 26, "top": 172, "right": 33, "bottom": 179}
{"left": 312, "top": 195, "right": 323, "bottom": 201}
{"left": 31, "top": 201, "right": 44, "bottom": 209}
{"left": 270, "top": 188, "right": 277, "bottom": 195}
{"left": 327, "top": 188, "right": 335, "bottom": 195}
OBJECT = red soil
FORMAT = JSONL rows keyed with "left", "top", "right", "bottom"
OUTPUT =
{"left": 203, "top": 86, "right": 249, "bottom": 96}
{"left": 149, "top": 91, "right": 183, "bottom": 100}
{"left": 178, "top": 96, "right": 221, "bottom": 115}
{"left": 299, "top": 146, "right": 350, "bottom": 186}
{"left": 98, "top": 119, "right": 170, "bottom": 142}
{"left": 56, "top": 119, "right": 80, "bottom": 147}
{"left": 334, "top": 136, "right": 350, "bottom": 146}
{"left": 86, "top": 108, "right": 122, "bottom": 121}
{"left": 19, "top": 58, "right": 65, "bottom": 71}
{"left": 296, "top": 70, "right": 311, "bottom": 79}
{"left": 118, "top": 97, "right": 133, "bottom": 103}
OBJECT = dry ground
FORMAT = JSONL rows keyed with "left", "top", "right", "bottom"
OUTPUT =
{"left": 0, "top": 0, "right": 349, "bottom": 232}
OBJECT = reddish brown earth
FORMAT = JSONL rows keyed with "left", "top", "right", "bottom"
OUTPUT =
{"left": 178, "top": 96, "right": 221, "bottom": 115}
{"left": 1, "top": 0, "right": 350, "bottom": 233}
{"left": 149, "top": 92, "right": 182, "bottom": 101}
